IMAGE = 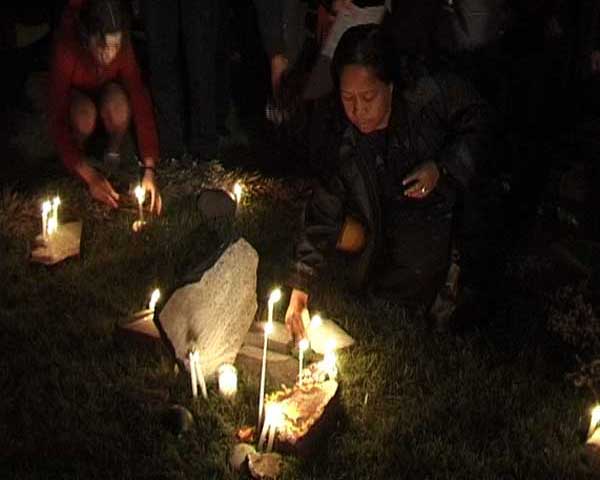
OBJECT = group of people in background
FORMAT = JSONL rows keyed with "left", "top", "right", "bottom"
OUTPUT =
{"left": 46, "top": 0, "right": 600, "bottom": 335}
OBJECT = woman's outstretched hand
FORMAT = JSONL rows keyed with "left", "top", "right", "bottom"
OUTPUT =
{"left": 285, "top": 289, "right": 310, "bottom": 343}
{"left": 402, "top": 161, "right": 440, "bottom": 199}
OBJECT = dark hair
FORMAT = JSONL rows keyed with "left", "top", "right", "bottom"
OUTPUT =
{"left": 79, "top": 0, "right": 130, "bottom": 44}
{"left": 331, "top": 24, "right": 395, "bottom": 87}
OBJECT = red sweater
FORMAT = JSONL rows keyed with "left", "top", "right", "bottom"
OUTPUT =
{"left": 49, "top": 0, "right": 159, "bottom": 172}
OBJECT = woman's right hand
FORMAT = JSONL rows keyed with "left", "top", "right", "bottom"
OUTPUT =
{"left": 285, "top": 289, "right": 310, "bottom": 343}
{"left": 77, "top": 162, "right": 119, "bottom": 208}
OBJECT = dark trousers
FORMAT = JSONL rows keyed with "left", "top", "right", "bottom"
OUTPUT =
{"left": 142, "top": 0, "right": 221, "bottom": 158}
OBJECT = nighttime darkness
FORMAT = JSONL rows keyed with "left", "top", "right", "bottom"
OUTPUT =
{"left": 4, "top": 0, "right": 600, "bottom": 478}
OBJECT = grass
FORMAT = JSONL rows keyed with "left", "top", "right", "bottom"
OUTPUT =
{"left": 1, "top": 155, "right": 599, "bottom": 479}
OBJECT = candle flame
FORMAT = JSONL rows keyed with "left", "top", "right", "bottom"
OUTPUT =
{"left": 310, "top": 314, "right": 322, "bottom": 329}
{"left": 266, "top": 402, "right": 284, "bottom": 428}
{"left": 269, "top": 288, "right": 282, "bottom": 305}
{"left": 264, "top": 322, "right": 274, "bottom": 335}
{"left": 233, "top": 182, "right": 243, "bottom": 204}
{"left": 591, "top": 405, "right": 600, "bottom": 437}
{"left": 149, "top": 289, "right": 161, "bottom": 311}
{"left": 299, "top": 338, "right": 309, "bottom": 351}
{"left": 42, "top": 200, "right": 51, "bottom": 215}
{"left": 134, "top": 185, "right": 146, "bottom": 204}
{"left": 52, "top": 196, "right": 61, "bottom": 208}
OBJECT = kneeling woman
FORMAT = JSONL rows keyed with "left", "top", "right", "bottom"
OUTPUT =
{"left": 49, "top": 0, "right": 161, "bottom": 213}
{"left": 285, "top": 24, "right": 492, "bottom": 339}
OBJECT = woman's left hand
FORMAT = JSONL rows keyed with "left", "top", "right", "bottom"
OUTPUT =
{"left": 402, "top": 161, "right": 440, "bottom": 199}
{"left": 141, "top": 169, "right": 163, "bottom": 215}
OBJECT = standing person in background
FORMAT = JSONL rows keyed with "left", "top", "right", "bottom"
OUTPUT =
{"left": 48, "top": 0, "right": 162, "bottom": 212}
{"left": 141, "top": 0, "right": 222, "bottom": 164}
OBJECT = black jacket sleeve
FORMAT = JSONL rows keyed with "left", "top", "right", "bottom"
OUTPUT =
{"left": 287, "top": 172, "right": 348, "bottom": 293}
{"left": 434, "top": 73, "right": 494, "bottom": 188}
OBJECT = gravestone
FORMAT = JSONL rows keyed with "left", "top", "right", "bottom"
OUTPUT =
{"left": 159, "top": 238, "right": 258, "bottom": 379}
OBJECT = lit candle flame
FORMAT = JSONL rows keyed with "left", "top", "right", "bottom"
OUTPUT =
{"left": 233, "top": 182, "right": 243, "bottom": 204}
{"left": 269, "top": 288, "right": 282, "bottom": 305}
{"left": 590, "top": 405, "right": 600, "bottom": 438}
{"left": 149, "top": 289, "right": 161, "bottom": 311}
{"left": 266, "top": 402, "right": 284, "bottom": 428}
{"left": 134, "top": 185, "right": 146, "bottom": 205}
{"left": 299, "top": 338, "right": 309, "bottom": 351}
{"left": 310, "top": 314, "right": 322, "bottom": 329}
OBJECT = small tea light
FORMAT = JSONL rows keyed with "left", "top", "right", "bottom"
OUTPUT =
{"left": 218, "top": 363, "right": 238, "bottom": 399}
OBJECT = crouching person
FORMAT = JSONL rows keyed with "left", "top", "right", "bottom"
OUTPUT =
{"left": 284, "top": 24, "right": 493, "bottom": 340}
{"left": 48, "top": 0, "right": 161, "bottom": 213}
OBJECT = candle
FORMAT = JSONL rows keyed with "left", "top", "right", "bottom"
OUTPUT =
{"left": 233, "top": 182, "right": 243, "bottom": 205}
{"left": 194, "top": 352, "right": 208, "bottom": 399}
{"left": 266, "top": 403, "right": 284, "bottom": 453}
{"left": 298, "top": 338, "right": 309, "bottom": 384}
{"left": 258, "top": 320, "right": 274, "bottom": 426}
{"left": 148, "top": 289, "right": 160, "bottom": 311}
{"left": 267, "top": 288, "right": 282, "bottom": 324}
{"left": 51, "top": 196, "right": 61, "bottom": 234}
{"left": 589, "top": 404, "right": 600, "bottom": 439}
{"left": 218, "top": 363, "right": 238, "bottom": 399}
{"left": 189, "top": 351, "right": 198, "bottom": 398}
{"left": 257, "top": 409, "right": 271, "bottom": 451}
{"left": 41, "top": 200, "right": 51, "bottom": 241}
{"left": 258, "top": 289, "right": 282, "bottom": 425}
{"left": 134, "top": 185, "right": 146, "bottom": 223}
{"left": 322, "top": 339, "right": 338, "bottom": 380}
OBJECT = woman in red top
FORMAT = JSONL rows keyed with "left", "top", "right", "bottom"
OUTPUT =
{"left": 49, "top": 0, "right": 161, "bottom": 213}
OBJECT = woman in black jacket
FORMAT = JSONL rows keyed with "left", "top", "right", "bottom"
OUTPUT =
{"left": 284, "top": 24, "right": 493, "bottom": 340}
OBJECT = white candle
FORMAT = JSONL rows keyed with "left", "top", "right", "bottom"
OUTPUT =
{"left": 258, "top": 289, "right": 282, "bottom": 425}
{"left": 194, "top": 352, "right": 208, "bottom": 400}
{"left": 134, "top": 185, "right": 146, "bottom": 223}
{"left": 51, "top": 196, "right": 60, "bottom": 233}
{"left": 322, "top": 339, "right": 338, "bottom": 380}
{"left": 298, "top": 338, "right": 309, "bottom": 384}
{"left": 258, "top": 321, "right": 273, "bottom": 426}
{"left": 189, "top": 351, "right": 198, "bottom": 398}
{"left": 233, "top": 182, "right": 243, "bottom": 205}
{"left": 257, "top": 413, "right": 270, "bottom": 451}
{"left": 218, "top": 363, "right": 237, "bottom": 399}
{"left": 148, "top": 289, "right": 161, "bottom": 311}
{"left": 41, "top": 200, "right": 51, "bottom": 241}
{"left": 266, "top": 403, "right": 283, "bottom": 453}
